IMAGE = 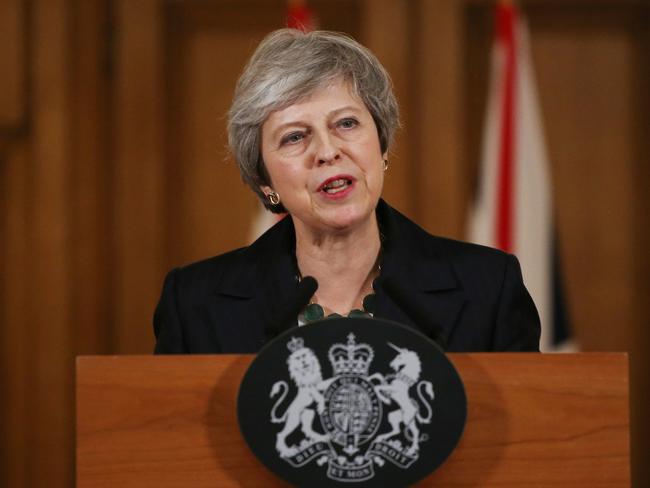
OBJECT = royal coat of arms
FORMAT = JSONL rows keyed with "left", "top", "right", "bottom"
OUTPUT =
{"left": 268, "top": 333, "right": 435, "bottom": 482}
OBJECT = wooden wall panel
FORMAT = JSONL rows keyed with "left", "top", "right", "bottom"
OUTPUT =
{"left": 632, "top": 9, "right": 650, "bottom": 486}
{"left": 1, "top": 1, "right": 111, "bottom": 485}
{"left": 0, "top": 143, "right": 30, "bottom": 488}
{"left": 0, "top": 1, "right": 29, "bottom": 484}
{"left": 526, "top": 8, "right": 649, "bottom": 485}
{"left": 164, "top": 2, "right": 284, "bottom": 266}
{"left": 113, "top": 0, "right": 166, "bottom": 353}
{"left": 413, "top": 0, "right": 467, "bottom": 238}
{"left": 28, "top": 1, "right": 73, "bottom": 485}
{"left": 360, "top": 0, "right": 413, "bottom": 217}
{"left": 70, "top": 0, "right": 112, "bottom": 356}
{"left": 0, "top": 0, "right": 25, "bottom": 130}
{"left": 169, "top": 30, "right": 261, "bottom": 261}
{"left": 529, "top": 6, "right": 642, "bottom": 351}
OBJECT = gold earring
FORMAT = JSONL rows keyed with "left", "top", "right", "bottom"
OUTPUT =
{"left": 268, "top": 191, "right": 280, "bottom": 205}
{"left": 383, "top": 159, "right": 389, "bottom": 171}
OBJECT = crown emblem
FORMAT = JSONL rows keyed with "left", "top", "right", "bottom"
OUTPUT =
{"left": 328, "top": 333, "right": 374, "bottom": 376}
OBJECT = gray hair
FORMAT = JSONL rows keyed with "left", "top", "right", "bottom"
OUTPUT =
{"left": 227, "top": 28, "right": 400, "bottom": 213}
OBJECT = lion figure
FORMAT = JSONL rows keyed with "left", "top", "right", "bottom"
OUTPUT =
{"left": 270, "top": 346, "right": 333, "bottom": 457}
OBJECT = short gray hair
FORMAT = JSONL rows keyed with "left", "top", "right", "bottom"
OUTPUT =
{"left": 227, "top": 28, "right": 400, "bottom": 213}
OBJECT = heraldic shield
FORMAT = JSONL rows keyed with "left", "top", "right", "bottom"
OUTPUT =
{"left": 238, "top": 318, "right": 467, "bottom": 488}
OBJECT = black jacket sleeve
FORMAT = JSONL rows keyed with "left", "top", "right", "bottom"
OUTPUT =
{"left": 491, "top": 254, "right": 541, "bottom": 351}
{"left": 153, "top": 268, "right": 188, "bottom": 354}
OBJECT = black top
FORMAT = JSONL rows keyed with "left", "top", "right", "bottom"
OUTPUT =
{"left": 153, "top": 200, "right": 540, "bottom": 353}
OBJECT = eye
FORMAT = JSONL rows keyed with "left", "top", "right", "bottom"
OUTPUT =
{"left": 280, "top": 131, "right": 305, "bottom": 146}
{"left": 337, "top": 117, "right": 358, "bottom": 129}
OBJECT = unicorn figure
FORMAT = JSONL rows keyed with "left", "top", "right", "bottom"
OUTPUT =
{"left": 369, "top": 343, "right": 434, "bottom": 456}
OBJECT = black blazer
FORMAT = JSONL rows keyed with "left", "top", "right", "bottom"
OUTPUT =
{"left": 154, "top": 200, "right": 540, "bottom": 354}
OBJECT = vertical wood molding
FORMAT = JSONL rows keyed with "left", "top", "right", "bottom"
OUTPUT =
{"left": 28, "top": 0, "right": 73, "bottom": 485}
{"left": 70, "top": 0, "right": 112, "bottom": 355}
{"left": 631, "top": 10, "right": 650, "bottom": 487}
{"left": 359, "top": 0, "right": 413, "bottom": 216}
{"left": 0, "top": 0, "right": 26, "bottom": 130}
{"left": 113, "top": 0, "right": 164, "bottom": 353}
{"left": 413, "top": 0, "right": 466, "bottom": 238}
{"left": 0, "top": 142, "right": 30, "bottom": 488}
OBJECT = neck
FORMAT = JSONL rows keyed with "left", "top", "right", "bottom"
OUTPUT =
{"left": 294, "top": 214, "right": 381, "bottom": 315}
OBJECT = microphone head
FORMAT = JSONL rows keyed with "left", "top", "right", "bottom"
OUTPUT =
{"left": 277, "top": 275, "right": 318, "bottom": 331}
{"left": 298, "top": 275, "right": 318, "bottom": 297}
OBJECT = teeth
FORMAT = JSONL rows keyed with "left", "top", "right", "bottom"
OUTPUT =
{"left": 322, "top": 179, "right": 349, "bottom": 193}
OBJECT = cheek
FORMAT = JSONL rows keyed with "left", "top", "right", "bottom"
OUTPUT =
{"left": 264, "top": 158, "right": 292, "bottom": 187}
{"left": 356, "top": 143, "right": 384, "bottom": 177}
{"left": 273, "top": 166, "right": 305, "bottom": 191}
{"left": 370, "top": 170, "right": 385, "bottom": 193}
{"left": 356, "top": 136, "right": 383, "bottom": 164}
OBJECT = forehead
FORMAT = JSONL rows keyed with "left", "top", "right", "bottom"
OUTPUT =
{"left": 263, "top": 80, "right": 367, "bottom": 128}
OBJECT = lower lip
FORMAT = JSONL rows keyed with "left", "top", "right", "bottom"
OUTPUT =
{"left": 319, "top": 181, "right": 355, "bottom": 200}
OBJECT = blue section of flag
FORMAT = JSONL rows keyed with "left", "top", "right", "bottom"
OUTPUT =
{"left": 552, "top": 234, "right": 571, "bottom": 346}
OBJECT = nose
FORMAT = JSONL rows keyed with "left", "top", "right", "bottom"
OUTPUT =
{"left": 314, "top": 131, "right": 340, "bottom": 165}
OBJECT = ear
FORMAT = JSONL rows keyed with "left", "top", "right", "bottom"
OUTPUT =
{"left": 260, "top": 185, "right": 273, "bottom": 197}
{"left": 382, "top": 151, "right": 388, "bottom": 161}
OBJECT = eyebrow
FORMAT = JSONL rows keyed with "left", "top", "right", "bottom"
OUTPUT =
{"left": 268, "top": 105, "right": 363, "bottom": 140}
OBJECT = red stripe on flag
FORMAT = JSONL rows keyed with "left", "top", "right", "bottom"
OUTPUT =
{"left": 495, "top": 2, "right": 517, "bottom": 252}
{"left": 287, "top": 0, "right": 314, "bottom": 32}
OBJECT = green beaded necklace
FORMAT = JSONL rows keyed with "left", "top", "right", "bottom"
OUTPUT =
{"left": 297, "top": 261, "right": 380, "bottom": 325}
{"left": 299, "top": 289, "right": 377, "bottom": 324}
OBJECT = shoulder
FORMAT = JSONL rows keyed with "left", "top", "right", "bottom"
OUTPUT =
{"left": 162, "top": 247, "right": 248, "bottom": 305}
{"left": 430, "top": 234, "right": 513, "bottom": 272}
{"left": 378, "top": 200, "right": 539, "bottom": 352}
{"left": 379, "top": 200, "right": 521, "bottom": 301}
{"left": 172, "top": 246, "right": 248, "bottom": 283}
{"left": 381, "top": 200, "right": 512, "bottom": 269}
{"left": 165, "top": 214, "right": 294, "bottom": 303}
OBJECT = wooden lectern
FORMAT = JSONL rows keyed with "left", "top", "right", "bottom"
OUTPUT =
{"left": 76, "top": 353, "right": 630, "bottom": 487}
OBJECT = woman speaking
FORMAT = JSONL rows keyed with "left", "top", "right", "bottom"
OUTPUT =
{"left": 153, "top": 29, "right": 540, "bottom": 354}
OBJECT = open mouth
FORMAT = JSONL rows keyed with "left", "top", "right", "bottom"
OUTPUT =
{"left": 319, "top": 177, "right": 353, "bottom": 194}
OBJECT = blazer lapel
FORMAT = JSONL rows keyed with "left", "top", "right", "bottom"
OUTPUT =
{"left": 207, "top": 216, "right": 301, "bottom": 349}
{"left": 373, "top": 201, "right": 465, "bottom": 348}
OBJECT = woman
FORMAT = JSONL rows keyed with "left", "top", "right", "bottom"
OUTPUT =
{"left": 154, "top": 29, "right": 540, "bottom": 354}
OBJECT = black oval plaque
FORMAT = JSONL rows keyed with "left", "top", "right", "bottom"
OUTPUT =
{"left": 237, "top": 317, "right": 466, "bottom": 487}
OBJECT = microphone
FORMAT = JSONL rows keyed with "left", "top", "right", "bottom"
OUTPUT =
{"left": 267, "top": 276, "right": 318, "bottom": 339}
{"left": 290, "top": 276, "right": 319, "bottom": 321}
{"left": 382, "top": 277, "right": 447, "bottom": 351}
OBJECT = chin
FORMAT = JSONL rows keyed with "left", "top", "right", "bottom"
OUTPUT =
{"left": 321, "top": 203, "right": 376, "bottom": 232}
{"left": 292, "top": 196, "right": 380, "bottom": 235}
